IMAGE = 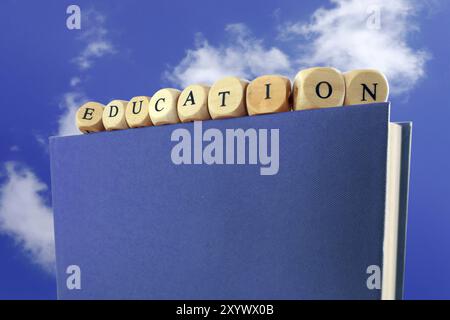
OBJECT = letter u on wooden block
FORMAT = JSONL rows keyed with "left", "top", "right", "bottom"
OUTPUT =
{"left": 208, "top": 76, "right": 248, "bottom": 119}
{"left": 293, "top": 67, "right": 345, "bottom": 110}
{"left": 343, "top": 69, "right": 389, "bottom": 105}
{"left": 246, "top": 75, "right": 291, "bottom": 115}
{"left": 103, "top": 100, "right": 129, "bottom": 131}
{"left": 76, "top": 101, "right": 105, "bottom": 133}
{"left": 149, "top": 88, "right": 181, "bottom": 125}
{"left": 125, "top": 96, "right": 153, "bottom": 128}
{"left": 177, "top": 84, "right": 211, "bottom": 123}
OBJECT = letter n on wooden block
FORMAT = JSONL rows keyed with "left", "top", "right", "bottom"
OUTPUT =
{"left": 343, "top": 69, "right": 389, "bottom": 105}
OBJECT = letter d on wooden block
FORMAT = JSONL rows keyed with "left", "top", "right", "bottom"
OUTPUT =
{"left": 103, "top": 100, "right": 129, "bottom": 131}
{"left": 246, "top": 75, "right": 291, "bottom": 115}
{"left": 293, "top": 67, "right": 345, "bottom": 110}
{"left": 76, "top": 101, "right": 105, "bottom": 133}
{"left": 149, "top": 88, "right": 181, "bottom": 125}
{"left": 343, "top": 69, "right": 389, "bottom": 105}
{"left": 208, "top": 76, "right": 248, "bottom": 119}
{"left": 125, "top": 96, "right": 153, "bottom": 128}
{"left": 177, "top": 84, "right": 211, "bottom": 123}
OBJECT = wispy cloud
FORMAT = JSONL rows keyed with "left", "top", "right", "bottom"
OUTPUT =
{"left": 0, "top": 162, "right": 55, "bottom": 273}
{"left": 165, "top": 23, "right": 291, "bottom": 88}
{"left": 57, "top": 91, "right": 89, "bottom": 136}
{"left": 279, "top": 0, "right": 429, "bottom": 94}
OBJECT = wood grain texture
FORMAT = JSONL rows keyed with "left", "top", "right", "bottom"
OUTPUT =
{"left": 149, "top": 88, "right": 181, "bottom": 126}
{"left": 246, "top": 75, "right": 291, "bottom": 116}
{"left": 76, "top": 101, "right": 105, "bottom": 134}
{"left": 177, "top": 85, "right": 211, "bottom": 123}
{"left": 293, "top": 67, "right": 345, "bottom": 110}
{"left": 343, "top": 69, "right": 389, "bottom": 105}
{"left": 125, "top": 96, "right": 153, "bottom": 128}
{"left": 103, "top": 100, "right": 129, "bottom": 131}
{"left": 208, "top": 77, "right": 248, "bottom": 119}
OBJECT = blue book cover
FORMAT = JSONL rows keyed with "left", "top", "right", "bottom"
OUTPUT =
{"left": 49, "top": 102, "right": 411, "bottom": 300}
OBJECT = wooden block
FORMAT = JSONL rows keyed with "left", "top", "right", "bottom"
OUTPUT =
{"left": 343, "top": 69, "right": 389, "bottom": 105}
{"left": 149, "top": 88, "right": 181, "bottom": 126}
{"left": 177, "top": 85, "right": 211, "bottom": 123}
{"left": 125, "top": 96, "right": 153, "bottom": 128}
{"left": 76, "top": 101, "right": 105, "bottom": 133}
{"left": 246, "top": 75, "right": 291, "bottom": 115}
{"left": 293, "top": 67, "right": 345, "bottom": 110}
{"left": 208, "top": 77, "right": 248, "bottom": 119}
{"left": 103, "top": 100, "right": 129, "bottom": 131}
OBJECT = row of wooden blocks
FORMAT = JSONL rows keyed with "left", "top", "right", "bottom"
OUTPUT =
{"left": 76, "top": 67, "right": 389, "bottom": 133}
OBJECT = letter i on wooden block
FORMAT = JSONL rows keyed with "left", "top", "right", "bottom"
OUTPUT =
{"left": 149, "top": 88, "right": 181, "bottom": 125}
{"left": 76, "top": 101, "right": 105, "bottom": 133}
{"left": 293, "top": 67, "right": 345, "bottom": 110}
{"left": 103, "top": 100, "right": 129, "bottom": 131}
{"left": 246, "top": 75, "right": 291, "bottom": 115}
{"left": 343, "top": 69, "right": 389, "bottom": 105}
{"left": 177, "top": 85, "right": 211, "bottom": 122}
{"left": 208, "top": 76, "right": 249, "bottom": 119}
{"left": 125, "top": 96, "right": 153, "bottom": 128}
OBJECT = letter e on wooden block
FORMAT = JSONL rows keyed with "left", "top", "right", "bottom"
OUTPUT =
{"left": 177, "top": 85, "right": 211, "bottom": 122}
{"left": 149, "top": 88, "right": 181, "bottom": 126}
{"left": 246, "top": 75, "right": 291, "bottom": 115}
{"left": 103, "top": 100, "right": 129, "bottom": 131}
{"left": 76, "top": 101, "right": 105, "bottom": 133}
{"left": 293, "top": 67, "right": 345, "bottom": 110}
{"left": 125, "top": 96, "right": 153, "bottom": 128}
{"left": 208, "top": 77, "right": 248, "bottom": 119}
{"left": 343, "top": 69, "right": 389, "bottom": 105}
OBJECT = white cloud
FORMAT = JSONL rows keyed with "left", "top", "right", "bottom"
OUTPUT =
{"left": 57, "top": 91, "right": 88, "bottom": 136}
{"left": 165, "top": 23, "right": 291, "bottom": 88}
{"left": 0, "top": 162, "right": 55, "bottom": 273}
{"left": 70, "top": 77, "right": 81, "bottom": 87}
{"left": 280, "top": 0, "right": 429, "bottom": 95}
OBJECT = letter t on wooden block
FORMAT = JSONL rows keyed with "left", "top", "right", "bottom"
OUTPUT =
{"left": 125, "top": 96, "right": 153, "bottom": 128}
{"left": 343, "top": 69, "right": 389, "bottom": 105}
{"left": 149, "top": 88, "right": 181, "bottom": 125}
{"left": 293, "top": 67, "right": 345, "bottom": 110}
{"left": 208, "top": 76, "right": 248, "bottom": 119}
{"left": 103, "top": 100, "right": 129, "bottom": 131}
{"left": 76, "top": 101, "right": 105, "bottom": 133}
{"left": 177, "top": 85, "right": 211, "bottom": 123}
{"left": 246, "top": 75, "right": 291, "bottom": 115}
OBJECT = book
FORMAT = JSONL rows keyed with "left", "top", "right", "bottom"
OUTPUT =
{"left": 49, "top": 102, "right": 411, "bottom": 299}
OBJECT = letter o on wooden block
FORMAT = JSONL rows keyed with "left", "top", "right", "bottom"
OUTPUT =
{"left": 103, "top": 100, "right": 129, "bottom": 131}
{"left": 343, "top": 69, "right": 389, "bottom": 105}
{"left": 177, "top": 85, "right": 211, "bottom": 123}
{"left": 125, "top": 96, "right": 153, "bottom": 128}
{"left": 208, "top": 77, "right": 248, "bottom": 119}
{"left": 149, "top": 88, "right": 181, "bottom": 126}
{"left": 246, "top": 75, "right": 291, "bottom": 115}
{"left": 293, "top": 67, "right": 345, "bottom": 110}
{"left": 76, "top": 101, "right": 105, "bottom": 133}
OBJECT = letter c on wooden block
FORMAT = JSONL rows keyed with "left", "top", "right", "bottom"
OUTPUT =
{"left": 293, "top": 67, "right": 345, "bottom": 110}
{"left": 208, "top": 76, "right": 249, "bottom": 119}
{"left": 177, "top": 84, "right": 211, "bottom": 123}
{"left": 76, "top": 101, "right": 105, "bottom": 133}
{"left": 103, "top": 100, "right": 129, "bottom": 131}
{"left": 343, "top": 69, "right": 389, "bottom": 105}
{"left": 246, "top": 75, "right": 291, "bottom": 115}
{"left": 149, "top": 88, "right": 181, "bottom": 126}
{"left": 125, "top": 96, "right": 153, "bottom": 128}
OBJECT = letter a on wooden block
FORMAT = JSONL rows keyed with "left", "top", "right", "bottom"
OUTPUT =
{"left": 177, "top": 85, "right": 211, "bottom": 123}
{"left": 343, "top": 69, "right": 389, "bottom": 105}
{"left": 76, "top": 101, "right": 105, "bottom": 133}
{"left": 246, "top": 75, "right": 291, "bottom": 115}
{"left": 293, "top": 67, "right": 345, "bottom": 110}
{"left": 125, "top": 96, "right": 153, "bottom": 128}
{"left": 208, "top": 77, "right": 248, "bottom": 119}
{"left": 149, "top": 88, "right": 181, "bottom": 126}
{"left": 103, "top": 100, "right": 129, "bottom": 131}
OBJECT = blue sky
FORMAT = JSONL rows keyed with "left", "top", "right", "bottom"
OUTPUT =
{"left": 0, "top": 0, "right": 449, "bottom": 299}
